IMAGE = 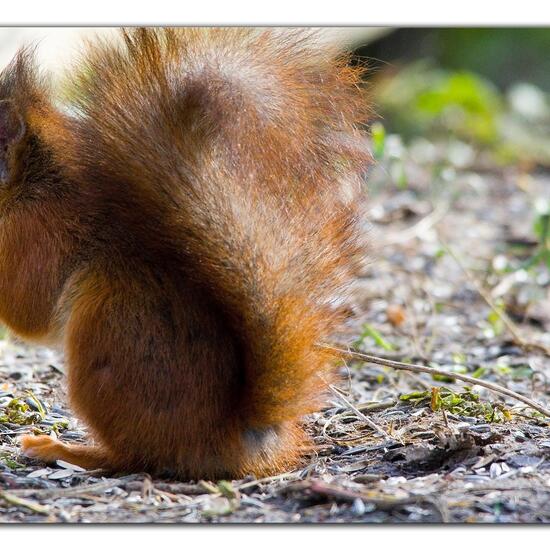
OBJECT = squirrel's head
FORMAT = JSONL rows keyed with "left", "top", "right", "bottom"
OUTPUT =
{"left": 0, "top": 48, "right": 67, "bottom": 198}
{"left": 0, "top": 47, "right": 49, "bottom": 189}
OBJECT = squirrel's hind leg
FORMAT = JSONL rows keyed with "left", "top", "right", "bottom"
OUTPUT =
{"left": 20, "top": 434, "right": 111, "bottom": 471}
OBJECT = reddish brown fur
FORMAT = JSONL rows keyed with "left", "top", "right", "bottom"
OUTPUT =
{"left": 0, "top": 28, "right": 370, "bottom": 479}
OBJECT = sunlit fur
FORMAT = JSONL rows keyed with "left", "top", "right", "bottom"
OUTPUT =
{"left": 0, "top": 28, "right": 370, "bottom": 479}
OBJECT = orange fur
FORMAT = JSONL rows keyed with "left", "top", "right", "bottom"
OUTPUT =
{"left": 1, "top": 28, "right": 370, "bottom": 479}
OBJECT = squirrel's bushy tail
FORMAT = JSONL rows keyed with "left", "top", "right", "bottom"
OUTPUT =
{"left": 65, "top": 28, "right": 370, "bottom": 442}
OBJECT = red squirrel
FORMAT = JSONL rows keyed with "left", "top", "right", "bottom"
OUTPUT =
{"left": 0, "top": 28, "right": 370, "bottom": 479}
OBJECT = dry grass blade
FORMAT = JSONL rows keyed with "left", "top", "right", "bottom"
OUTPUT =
{"left": 328, "top": 384, "right": 391, "bottom": 439}
{"left": 7, "top": 475, "right": 140, "bottom": 499}
{"left": 320, "top": 344, "right": 550, "bottom": 419}
{"left": 237, "top": 471, "right": 302, "bottom": 491}
{"left": 0, "top": 490, "right": 51, "bottom": 515}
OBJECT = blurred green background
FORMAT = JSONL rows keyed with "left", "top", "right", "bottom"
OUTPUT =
{"left": 357, "top": 28, "right": 550, "bottom": 90}
{"left": 356, "top": 28, "right": 550, "bottom": 168}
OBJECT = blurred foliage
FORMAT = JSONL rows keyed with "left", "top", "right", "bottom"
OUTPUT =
{"left": 355, "top": 322, "right": 396, "bottom": 351}
{"left": 357, "top": 28, "right": 550, "bottom": 91}
{"left": 429, "top": 28, "right": 550, "bottom": 92}
{"left": 525, "top": 199, "right": 550, "bottom": 270}
{"left": 361, "top": 28, "right": 550, "bottom": 168}
{"left": 373, "top": 63, "right": 502, "bottom": 144}
{"left": 372, "top": 61, "right": 550, "bottom": 167}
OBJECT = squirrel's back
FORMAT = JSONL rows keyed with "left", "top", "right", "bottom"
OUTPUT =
{"left": 21, "top": 28, "right": 371, "bottom": 478}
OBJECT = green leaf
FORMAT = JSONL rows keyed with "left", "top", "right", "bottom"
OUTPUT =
{"left": 356, "top": 323, "right": 396, "bottom": 351}
{"left": 217, "top": 480, "right": 239, "bottom": 499}
{"left": 371, "top": 122, "right": 386, "bottom": 160}
{"left": 472, "top": 367, "right": 487, "bottom": 379}
{"left": 486, "top": 300, "right": 505, "bottom": 337}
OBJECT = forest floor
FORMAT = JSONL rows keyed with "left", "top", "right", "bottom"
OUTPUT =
{"left": 1, "top": 142, "right": 550, "bottom": 523}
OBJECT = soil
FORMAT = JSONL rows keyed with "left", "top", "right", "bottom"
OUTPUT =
{"left": 1, "top": 144, "right": 550, "bottom": 523}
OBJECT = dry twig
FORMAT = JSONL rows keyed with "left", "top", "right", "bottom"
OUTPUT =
{"left": 0, "top": 490, "right": 51, "bottom": 515}
{"left": 328, "top": 384, "right": 391, "bottom": 439}
{"left": 320, "top": 344, "right": 550, "bottom": 419}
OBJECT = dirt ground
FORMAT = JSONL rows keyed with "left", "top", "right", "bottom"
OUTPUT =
{"left": 1, "top": 137, "right": 549, "bottom": 523}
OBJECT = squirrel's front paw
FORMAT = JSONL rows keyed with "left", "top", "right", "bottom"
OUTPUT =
{"left": 20, "top": 434, "right": 63, "bottom": 462}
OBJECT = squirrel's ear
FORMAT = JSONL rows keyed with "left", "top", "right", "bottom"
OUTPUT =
{"left": 0, "top": 100, "right": 26, "bottom": 183}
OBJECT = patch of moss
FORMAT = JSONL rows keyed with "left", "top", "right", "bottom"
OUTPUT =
{"left": 0, "top": 397, "right": 42, "bottom": 426}
{"left": 400, "top": 386, "right": 512, "bottom": 423}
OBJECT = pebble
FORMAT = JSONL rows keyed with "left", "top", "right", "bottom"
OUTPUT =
{"left": 507, "top": 454, "right": 542, "bottom": 468}
{"left": 25, "top": 397, "right": 43, "bottom": 412}
{"left": 26, "top": 468, "right": 51, "bottom": 478}
{"left": 384, "top": 476, "right": 407, "bottom": 485}
{"left": 472, "top": 454, "right": 496, "bottom": 470}
{"left": 51, "top": 404, "right": 70, "bottom": 415}
{"left": 354, "top": 473, "right": 381, "bottom": 484}
{"left": 48, "top": 468, "right": 75, "bottom": 480}
{"left": 470, "top": 424, "right": 492, "bottom": 433}
{"left": 381, "top": 410, "right": 408, "bottom": 420}
{"left": 351, "top": 498, "right": 366, "bottom": 516}
{"left": 459, "top": 416, "right": 479, "bottom": 424}
{"left": 56, "top": 459, "right": 86, "bottom": 472}
{"left": 240, "top": 496, "right": 265, "bottom": 508}
{"left": 489, "top": 462, "right": 503, "bottom": 478}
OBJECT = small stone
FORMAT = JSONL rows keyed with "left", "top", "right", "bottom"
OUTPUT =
{"left": 56, "top": 459, "right": 86, "bottom": 472}
{"left": 489, "top": 462, "right": 503, "bottom": 478}
{"left": 354, "top": 473, "right": 381, "bottom": 484}
{"left": 27, "top": 468, "right": 51, "bottom": 478}
{"left": 507, "top": 455, "right": 542, "bottom": 469}
{"left": 352, "top": 498, "right": 366, "bottom": 516}
{"left": 48, "top": 468, "right": 75, "bottom": 480}
{"left": 470, "top": 424, "right": 492, "bottom": 433}
{"left": 25, "top": 397, "right": 41, "bottom": 412}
